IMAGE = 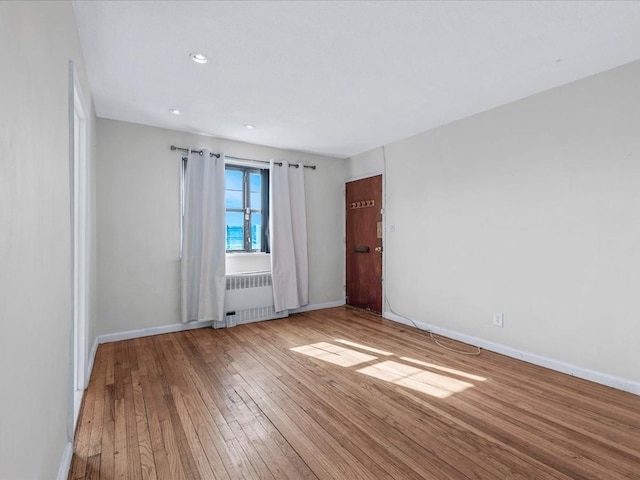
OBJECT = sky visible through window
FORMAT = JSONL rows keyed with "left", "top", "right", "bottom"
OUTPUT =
{"left": 225, "top": 168, "right": 263, "bottom": 251}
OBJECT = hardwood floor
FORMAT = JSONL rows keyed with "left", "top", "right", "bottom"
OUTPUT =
{"left": 70, "top": 306, "right": 640, "bottom": 479}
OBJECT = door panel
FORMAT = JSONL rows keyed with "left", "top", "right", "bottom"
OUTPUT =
{"left": 346, "top": 175, "right": 383, "bottom": 313}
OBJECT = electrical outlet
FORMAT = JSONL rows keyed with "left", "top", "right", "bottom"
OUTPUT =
{"left": 492, "top": 312, "right": 504, "bottom": 328}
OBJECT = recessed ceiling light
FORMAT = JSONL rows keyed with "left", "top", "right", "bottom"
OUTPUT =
{"left": 169, "top": 109, "right": 182, "bottom": 115}
{"left": 245, "top": 124, "right": 256, "bottom": 129}
{"left": 190, "top": 52, "right": 208, "bottom": 64}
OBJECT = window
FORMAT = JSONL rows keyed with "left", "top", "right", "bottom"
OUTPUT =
{"left": 180, "top": 159, "right": 269, "bottom": 254}
{"left": 225, "top": 165, "right": 269, "bottom": 252}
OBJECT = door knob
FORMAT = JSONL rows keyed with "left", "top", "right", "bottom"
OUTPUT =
{"left": 374, "top": 246, "right": 383, "bottom": 252}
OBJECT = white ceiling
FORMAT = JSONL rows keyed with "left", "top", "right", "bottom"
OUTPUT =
{"left": 72, "top": 1, "right": 640, "bottom": 159}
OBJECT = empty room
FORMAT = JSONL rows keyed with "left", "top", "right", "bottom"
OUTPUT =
{"left": 1, "top": 1, "right": 640, "bottom": 479}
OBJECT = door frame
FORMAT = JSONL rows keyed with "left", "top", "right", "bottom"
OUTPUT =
{"left": 344, "top": 171, "right": 385, "bottom": 314}
{"left": 68, "top": 61, "right": 90, "bottom": 437}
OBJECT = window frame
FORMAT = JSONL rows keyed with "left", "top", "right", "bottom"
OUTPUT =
{"left": 225, "top": 165, "right": 269, "bottom": 253}
{"left": 180, "top": 158, "right": 269, "bottom": 255}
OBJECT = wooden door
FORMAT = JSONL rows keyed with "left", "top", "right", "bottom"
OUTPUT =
{"left": 346, "top": 175, "right": 383, "bottom": 313}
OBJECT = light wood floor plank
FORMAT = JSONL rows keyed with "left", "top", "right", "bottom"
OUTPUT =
{"left": 71, "top": 306, "right": 640, "bottom": 480}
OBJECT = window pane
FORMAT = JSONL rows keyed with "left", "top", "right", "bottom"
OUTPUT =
{"left": 250, "top": 192, "right": 261, "bottom": 210}
{"left": 226, "top": 211, "right": 244, "bottom": 250}
{"left": 225, "top": 190, "right": 242, "bottom": 209}
{"left": 226, "top": 169, "right": 243, "bottom": 189}
{"left": 225, "top": 170, "right": 243, "bottom": 209}
{"left": 249, "top": 172, "right": 261, "bottom": 210}
{"left": 251, "top": 213, "right": 262, "bottom": 251}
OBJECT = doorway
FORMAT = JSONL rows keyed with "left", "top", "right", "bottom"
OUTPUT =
{"left": 71, "top": 64, "right": 89, "bottom": 429}
{"left": 345, "top": 175, "right": 383, "bottom": 313}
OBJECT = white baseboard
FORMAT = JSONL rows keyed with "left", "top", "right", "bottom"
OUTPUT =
{"left": 85, "top": 336, "right": 99, "bottom": 386}
{"left": 290, "top": 299, "right": 346, "bottom": 314}
{"left": 98, "top": 319, "right": 214, "bottom": 344}
{"left": 384, "top": 311, "right": 639, "bottom": 396}
{"left": 96, "top": 301, "right": 346, "bottom": 345}
{"left": 57, "top": 441, "right": 73, "bottom": 480}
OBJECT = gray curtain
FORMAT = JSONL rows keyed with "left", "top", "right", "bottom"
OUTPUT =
{"left": 270, "top": 160, "right": 309, "bottom": 312}
{"left": 181, "top": 150, "right": 226, "bottom": 325}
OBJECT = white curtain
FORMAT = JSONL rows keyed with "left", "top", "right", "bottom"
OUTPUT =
{"left": 270, "top": 161, "right": 309, "bottom": 312}
{"left": 181, "top": 150, "right": 226, "bottom": 325}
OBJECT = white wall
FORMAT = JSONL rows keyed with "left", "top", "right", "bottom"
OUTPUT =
{"left": 96, "top": 119, "right": 345, "bottom": 335}
{"left": 346, "top": 146, "right": 384, "bottom": 180}
{"left": 0, "top": 2, "right": 97, "bottom": 478}
{"left": 349, "top": 60, "right": 640, "bottom": 386}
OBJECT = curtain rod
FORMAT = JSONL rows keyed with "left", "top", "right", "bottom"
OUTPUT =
{"left": 170, "top": 145, "right": 316, "bottom": 169}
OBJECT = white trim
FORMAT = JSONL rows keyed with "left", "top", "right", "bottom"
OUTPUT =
{"left": 384, "top": 312, "right": 415, "bottom": 328}
{"left": 384, "top": 311, "right": 640, "bottom": 396}
{"left": 67, "top": 59, "right": 91, "bottom": 449}
{"left": 226, "top": 252, "right": 270, "bottom": 258}
{"left": 73, "top": 84, "right": 89, "bottom": 393}
{"left": 345, "top": 172, "right": 385, "bottom": 314}
{"left": 290, "top": 299, "right": 346, "bottom": 314}
{"left": 71, "top": 61, "right": 90, "bottom": 425}
{"left": 97, "top": 319, "right": 214, "bottom": 344}
{"left": 225, "top": 157, "right": 270, "bottom": 170}
{"left": 57, "top": 442, "right": 74, "bottom": 480}
{"left": 345, "top": 170, "right": 385, "bottom": 183}
{"left": 62, "top": 334, "right": 101, "bottom": 480}
{"left": 86, "top": 336, "right": 99, "bottom": 385}
{"left": 96, "top": 302, "right": 346, "bottom": 345}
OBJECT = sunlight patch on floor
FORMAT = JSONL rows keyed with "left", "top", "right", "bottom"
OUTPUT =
{"left": 290, "top": 342, "right": 378, "bottom": 367}
{"left": 290, "top": 338, "right": 483, "bottom": 398}
{"left": 357, "top": 360, "right": 474, "bottom": 398}
{"left": 400, "top": 357, "right": 487, "bottom": 382}
{"left": 334, "top": 338, "right": 394, "bottom": 356}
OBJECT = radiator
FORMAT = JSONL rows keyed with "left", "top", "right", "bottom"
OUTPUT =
{"left": 224, "top": 272, "right": 288, "bottom": 327}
